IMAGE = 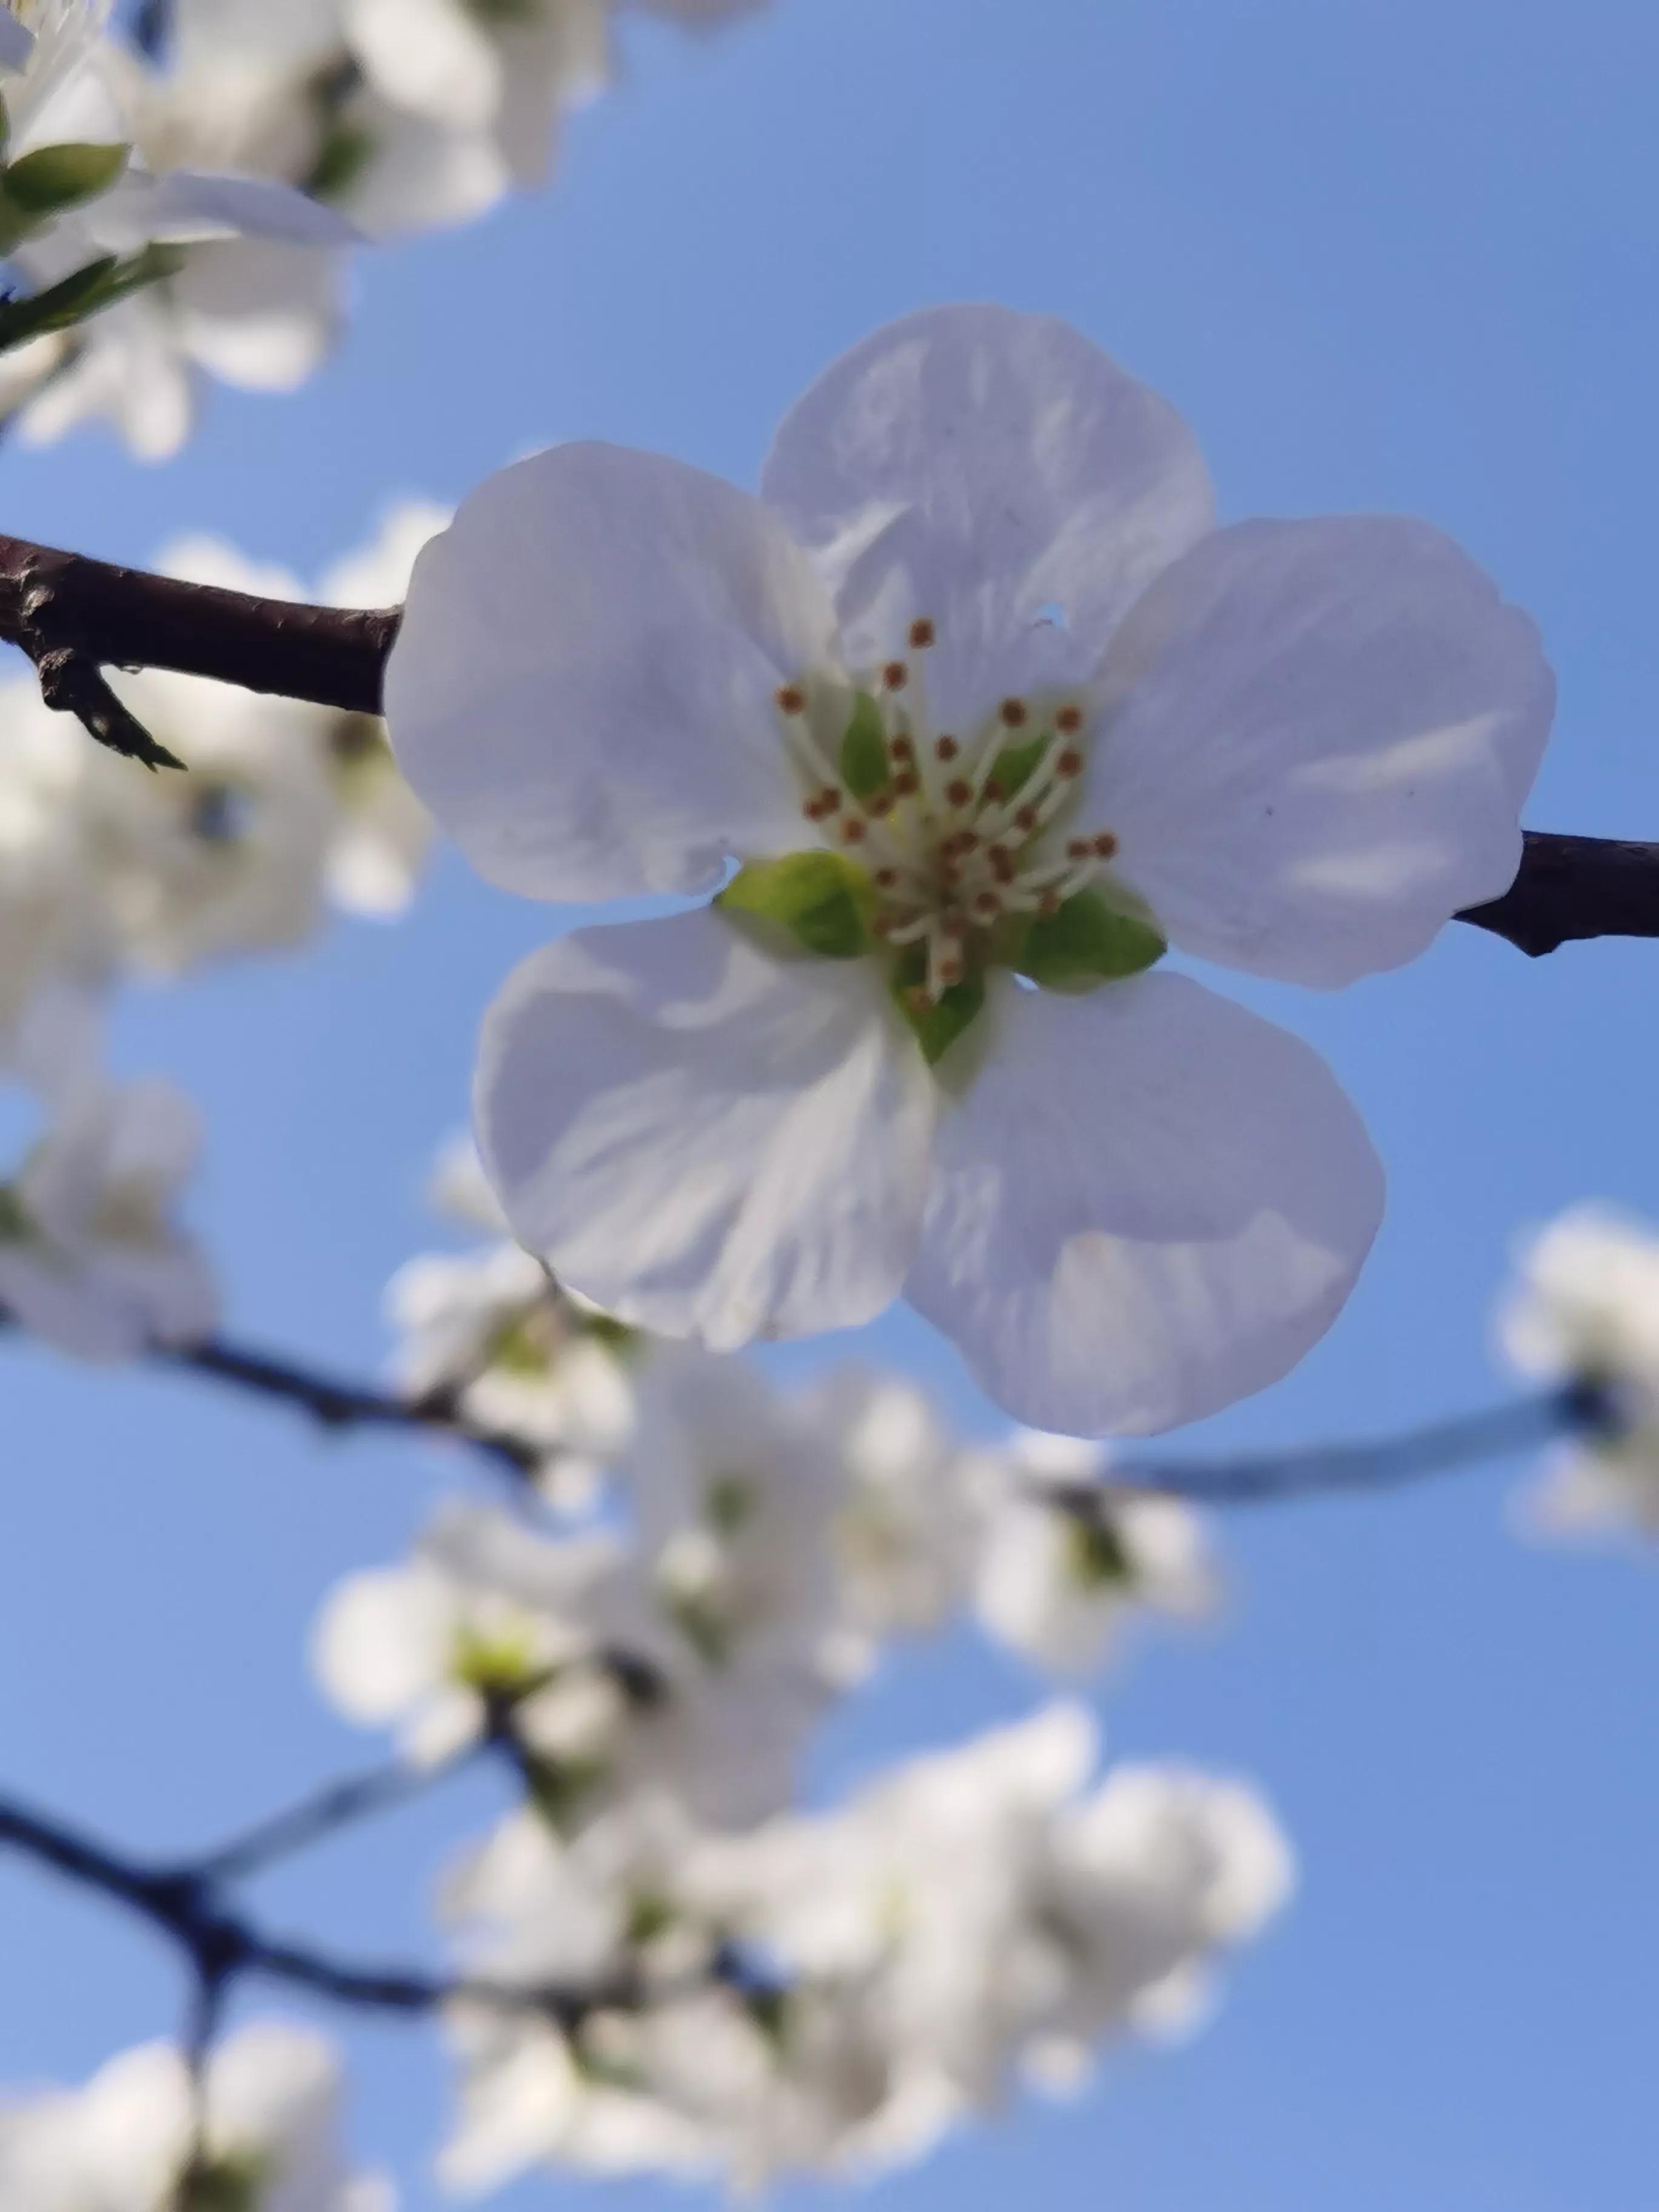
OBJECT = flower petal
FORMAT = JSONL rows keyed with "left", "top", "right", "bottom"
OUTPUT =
{"left": 906, "top": 973, "right": 1383, "bottom": 1435}
{"left": 475, "top": 910, "right": 937, "bottom": 1347}
{"left": 1094, "top": 517, "right": 1555, "bottom": 988}
{"left": 387, "top": 443, "right": 839, "bottom": 902}
{"left": 760, "top": 304, "right": 1214, "bottom": 730}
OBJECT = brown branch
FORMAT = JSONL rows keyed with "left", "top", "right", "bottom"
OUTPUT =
{"left": 0, "top": 529, "right": 1652, "bottom": 957}
{"left": 0, "top": 531, "right": 397, "bottom": 728}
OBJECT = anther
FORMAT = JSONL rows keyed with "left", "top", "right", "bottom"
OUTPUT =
{"left": 882, "top": 661, "right": 908, "bottom": 691}
{"left": 888, "top": 735, "right": 915, "bottom": 764}
{"left": 1092, "top": 831, "right": 1119, "bottom": 859}
{"left": 842, "top": 819, "right": 866, "bottom": 844}
{"left": 945, "top": 779, "right": 973, "bottom": 809}
{"left": 1039, "top": 890, "right": 1061, "bottom": 916}
{"left": 990, "top": 849, "right": 1016, "bottom": 885}
{"left": 1013, "top": 805, "right": 1039, "bottom": 834}
{"left": 999, "top": 699, "right": 1028, "bottom": 728}
{"left": 908, "top": 618, "right": 936, "bottom": 649}
{"left": 776, "top": 685, "right": 805, "bottom": 714}
{"left": 973, "top": 891, "right": 1000, "bottom": 916}
{"left": 1056, "top": 748, "right": 1084, "bottom": 778}
{"left": 934, "top": 735, "right": 959, "bottom": 762}
{"left": 1056, "top": 705, "right": 1084, "bottom": 734}
{"left": 983, "top": 781, "right": 1005, "bottom": 805}
{"left": 940, "top": 958, "right": 964, "bottom": 984}
{"left": 874, "top": 867, "right": 899, "bottom": 889}
{"left": 1067, "top": 839, "right": 1091, "bottom": 860}
{"left": 894, "top": 770, "right": 920, "bottom": 797}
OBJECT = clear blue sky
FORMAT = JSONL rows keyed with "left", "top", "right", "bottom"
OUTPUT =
{"left": 3, "top": 0, "right": 1658, "bottom": 2205}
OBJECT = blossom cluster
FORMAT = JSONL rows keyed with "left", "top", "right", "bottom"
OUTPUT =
{"left": 0, "top": 498, "right": 441, "bottom": 1358}
{"left": 0, "top": 0, "right": 763, "bottom": 456}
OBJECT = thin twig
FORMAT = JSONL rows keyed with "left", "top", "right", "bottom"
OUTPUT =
{"left": 153, "top": 1335, "right": 543, "bottom": 1479}
{"left": 1063, "top": 1384, "right": 1590, "bottom": 1508}
{"left": 0, "top": 1791, "right": 626, "bottom": 2027}
{"left": 198, "top": 1750, "right": 480, "bottom": 1884}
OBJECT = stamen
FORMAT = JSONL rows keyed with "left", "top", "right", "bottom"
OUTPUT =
{"left": 776, "top": 685, "right": 805, "bottom": 715}
{"left": 999, "top": 699, "right": 1028, "bottom": 728}
{"left": 1056, "top": 705, "right": 1084, "bottom": 734}
{"left": 934, "top": 735, "right": 959, "bottom": 762}
{"left": 882, "top": 661, "right": 909, "bottom": 692}
{"left": 1093, "top": 831, "right": 1119, "bottom": 859}
{"left": 908, "top": 618, "right": 936, "bottom": 649}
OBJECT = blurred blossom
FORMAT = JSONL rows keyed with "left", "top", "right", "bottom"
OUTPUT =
{"left": 0, "top": 2019, "right": 392, "bottom": 2210}
{"left": 1502, "top": 1205, "right": 1659, "bottom": 1540}
{"left": 438, "top": 1705, "right": 1292, "bottom": 2191}
{"left": 0, "top": 1076, "right": 215, "bottom": 1358}
{"left": 970, "top": 1428, "right": 1218, "bottom": 1675}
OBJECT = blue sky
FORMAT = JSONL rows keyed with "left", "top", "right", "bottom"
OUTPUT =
{"left": 3, "top": 0, "right": 1658, "bottom": 2205}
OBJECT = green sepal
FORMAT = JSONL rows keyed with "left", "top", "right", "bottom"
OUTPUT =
{"left": 1065, "top": 1513, "right": 1134, "bottom": 1589}
{"left": 889, "top": 943, "right": 987, "bottom": 1065}
{"left": 0, "top": 244, "right": 184, "bottom": 357}
{"left": 1015, "top": 890, "right": 1165, "bottom": 991}
{"left": 837, "top": 691, "right": 890, "bottom": 802}
{"left": 0, "top": 96, "right": 11, "bottom": 167}
{"left": 985, "top": 733, "right": 1048, "bottom": 800}
{"left": 3, "top": 141, "right": 129, "bottom": 217}
{"left": 717, "top": 850, "right": 876, "bottom": 960}
{"left": 304, "top": 120, "right": 375, "bottom": 202}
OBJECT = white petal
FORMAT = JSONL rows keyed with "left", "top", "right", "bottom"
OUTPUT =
{"left": 1094, "top": 517, "right": 1555, "bottom": 988}
{"left": 86, "top": 169, "right": 360, "bottom": 250}
{"left": 475, "top": 909, "right": 937, "bottom": 1348}
{"left": 906, "top": 973, "right": 1384, "bottom": 1435}
{"left": 344, "top": 0, "right": 501, "bottom": 132}
{"left": 761, "top": 304, "right": 1214, "bottom": 729}
{"left": 310, "top": 1565, "right": 454, "bottom": 1724}
{"left": 387, "top": 442, "right": 839, "bottom": 903}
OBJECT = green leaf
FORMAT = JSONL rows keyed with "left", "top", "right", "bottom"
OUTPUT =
{"left": 1016, "top": 891, "right": 1165, "bottom": 991}
{"left": 837, "top": 691, "right": 890, "bottom": 802}
{"left": 985, "top": 733, "right": 1048, "bottom": 800}
{"left": 0, "top": 244, "right": 183, "bottom": 356}
{"left": 717, "top": 850, "right": 875, "bottom": 960}
{"left": 889, "top": 946, "right": 987, "bottom": 1065}
{"left": 3, "top": 140, "right": 128, "bottom": 216}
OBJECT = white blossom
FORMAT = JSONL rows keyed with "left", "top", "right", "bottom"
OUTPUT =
{"left": 386, "top": 304, "right": 1552, "bottom": 1436}
{"left": 803, "top": 1366, "right": 979, "bottom": 1656}
{"left": 438, "top": 1704, "right": 1292, "bottom": 2191}
{"left": 0, "top": 1076, "right": 215, "bottom": 1359}
{"left": 970, "top": 1429, "right": 1217, "bottom": 1675}
{"left": 0, "top": 2019, "right": 391, "bottom": 2210}
{"left": 1501, "top": 1205, "right": 1659, "bottom": 1540}
{"left": 311, "top": 1498, "right": 629, "bottom": 1767}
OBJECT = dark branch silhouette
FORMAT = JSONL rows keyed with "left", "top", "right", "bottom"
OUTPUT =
{"left": 0, "top": 529, "right": 1652, "bottom": 956}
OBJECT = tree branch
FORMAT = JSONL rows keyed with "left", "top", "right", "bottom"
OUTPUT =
{"left": 1065, "top": 1384, "right": 1594, "bottom": 1507}
{"left": 155, "top": 1335, "right": 543, "bottom": 1480}
{"left": 0, "top": 532, "right": 396, "bottom": 723}
{"left": 0, "top": 531, "right": 1654, "bottom": 952}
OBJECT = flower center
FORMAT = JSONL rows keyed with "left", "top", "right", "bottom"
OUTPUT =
{"left": 718, "top": 617, "right": 1167, "bottom": 1064}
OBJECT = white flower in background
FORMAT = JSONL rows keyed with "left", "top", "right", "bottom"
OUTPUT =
{"left": 1501, "top": 1205, "right": 1659, "bottom": 1541}
{"left": 387, "top": 304, "right": 1553, "bottom": 1436}
{"left": 0, "top": 700, "right": 112, "bottom": 1063}
{"left": 427, "top": 1128, "right": 511, "bottom": 1236}
{"left": 620, "top": 1347, "right": 845, "bottom": 1674}
{"left": 804, "top": 1366, "right": 979, "bottom": 1655}
{"left": 164, "top": 517, "right": 440, "bottom": 918}
{"left": 341, "top": 0, "right": 608, "bottom": 200}
{"left": 81, "top": 668, "right": 337, "bottom": 971}
{"left": 970, "top": 1429, "right": 1216, "bottom": 1675}
{"left": 0, "top": 0, "right": 357, "bottom": 458}
{"left": 440, "top": 1704, "right": 1292, "bottom": 2191}
{"left": 0, "top": 1077, "right": 215, "bottom": 1358}
{"left": 0, "top": 2019, "right": 390, "bottom": 2211}
{"left": 312, "top": 1498, "right": 628, "bottom": 1766}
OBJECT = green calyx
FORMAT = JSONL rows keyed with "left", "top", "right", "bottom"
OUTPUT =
{"left": 1005, "top": 889, "right": 1166, "bottom": 992}
{"left": 1065, "top": 1513, "right": 1136, "bottom": 1590}
{"left": 717, "top": 849, "right": 877, "bottom": 961}
{"left": 888, "top": 942, "right": 986, "bottom": 1066}
{"left": 175, "top": 2153, "right": 266, "bottom": 2212}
